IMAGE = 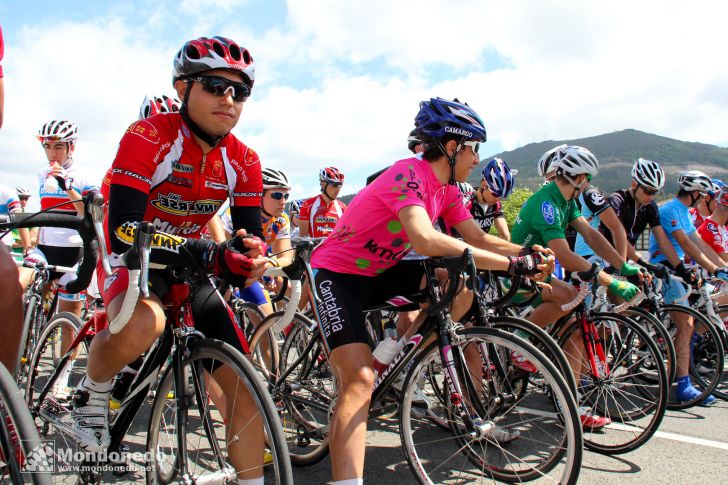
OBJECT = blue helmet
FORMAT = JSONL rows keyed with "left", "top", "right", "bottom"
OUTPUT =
{"left": 710, "top": 178, "right": 726, "bottom": 196}
{"left": 482, "top": 158, "right": 516, "bottom": 198}
{"left": 414, "top": 97, "right": 487, "bottom": 143}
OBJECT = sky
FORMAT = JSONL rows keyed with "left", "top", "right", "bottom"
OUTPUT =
{"left": 3, "top": 0, "right": 728, "bottom": 210}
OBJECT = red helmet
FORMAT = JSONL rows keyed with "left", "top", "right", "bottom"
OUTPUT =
{"left": 173, "top": 36, "right": 255, "bottom": 88}
{"left": 139, "top": 95, "right": 181, "bottom": 120}
{"left": 320, "top": 167, "right": 345, "bottom": 184}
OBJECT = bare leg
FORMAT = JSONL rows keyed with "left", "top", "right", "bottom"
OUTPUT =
{"left": 0, "top": 246, "right": 23, "bottom": 372}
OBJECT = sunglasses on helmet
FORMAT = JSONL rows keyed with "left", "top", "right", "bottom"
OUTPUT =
{"left": 462, "top": 140, "right": 480, "bottom": 154}
{"left": 189, "top": 75, "right": 251, "bottom": 102}
{"left": 268, "top": 191, "right": 290, "bottom": 200}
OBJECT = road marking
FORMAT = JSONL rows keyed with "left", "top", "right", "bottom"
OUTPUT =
{"left": 516, "top": 407, "right": 728, "bottom": 451}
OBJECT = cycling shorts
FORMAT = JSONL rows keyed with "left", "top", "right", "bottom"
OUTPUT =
{"left": 239, "top": 281, "right": 270, "bottom": 306}
{"left": 26, "top": 244, "right": 84, "bottom": 301}
{"left": 311, "top": 261, "right": 425, "bottom": 352}
{"left": 97, "top": 262, "right": 249, "bottom": 357}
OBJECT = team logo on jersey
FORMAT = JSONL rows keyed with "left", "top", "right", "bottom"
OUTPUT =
{"left": 212, "top": 160, "right": 223, "bottom": 178}
{"left": 151, "top": 193, "right": 222, "bottom": 216}
{"left": 152, "top": 217, "right": 203, "bottom": 236}
{"left": 127, "top": 120, "right": 160, "bottom": 144}
{"left": 244, "top": 148, "right": 259, "bottom": 167}
{"left": 590, "top": 192, "right": 605, "bottom": 206}
{"left": 671, "top": 219, "right": 678, "bottom": 227}
{"left": 205, "top": 181, "right": 228, "bottom": 190}
{"left": 541, "top": 201, "right": 556, "bottom": 225}
{"left": 171, "top": 161, "right": 193, "bottom": 173}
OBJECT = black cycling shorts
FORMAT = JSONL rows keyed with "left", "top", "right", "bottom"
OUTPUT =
{"left": 35, "top": 244, "right": 83, "bottom": 282}
{"left": 311, "top": 261, "right": 425, "bottom": 352}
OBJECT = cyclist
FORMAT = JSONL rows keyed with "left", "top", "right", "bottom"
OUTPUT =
{"left": 689, "top": 178, "right": 724, "bottom": 228}
{"left": 697, "top": 186, "right": 728, "bottom": 264}
{"left": 73, "top": 37, "right": 271, "bottom": 481}
{"left": 299, "top": 166, "right": 347, "bottom": 238}
{"left": 471, "top": 157, "right": 515, "bottom": 240}
{"left": 1, "top": 185, "right": 29, "bottom": 261}
{"left": 647, "top": 170, "right": 728, "bottom": 404}
{"left": 511, "top": 144, "right": 641, "bottom": 428}
{"left": 308, "top": 97, "right": 552, "bottom": 484}
{"left": 287, "top": 199, "right": 301, "bottom": 238}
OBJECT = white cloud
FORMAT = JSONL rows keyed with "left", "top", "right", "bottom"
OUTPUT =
{"left": 3, "top": 0, "right": 728, "bottom": 208}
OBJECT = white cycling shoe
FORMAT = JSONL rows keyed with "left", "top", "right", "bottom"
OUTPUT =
{"left": 71, "top": 376, "right": 112, "bottom": 453}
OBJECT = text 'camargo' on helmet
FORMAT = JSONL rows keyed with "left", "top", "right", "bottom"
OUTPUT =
{"left": 173, "top": 36, "right": 255, "bottom": 89}
{"left": 550, "top": 145, "right": 599, "bottom": 177}
{"left": 414, "top": 98, "right": 487, "bottom": 143}
{"left": 482, "top": 157, "right": 516, "bottom": 198}
{"left": 631, "top": 158, "right": 665, "bottom": 191}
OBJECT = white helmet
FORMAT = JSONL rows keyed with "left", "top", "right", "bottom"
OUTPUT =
{"left": 537, "top": 144, "right": 566, "bottom": 177}
{"left": 15, "top": 186, "right": 31, "bottom": 197}
{"left": 550, "top": 145, "right": 599, "bottom": 177}
{"left": 678, "top": 170, "right": 713, "bottom": 193}
{"left": 261, "top": 168, "right": 290, "bottom": 189}
{"left": 631, "top": 158, "right": 665, "bottom": 191}
{"left": 37, "top": 120, "right": 78, "bottom": 145}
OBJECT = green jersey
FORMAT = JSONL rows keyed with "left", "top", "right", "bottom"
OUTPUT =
{"left": 511, "top": 181, "right": 581, "bottom": 247}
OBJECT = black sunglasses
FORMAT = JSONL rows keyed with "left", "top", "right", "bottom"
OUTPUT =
{"left": 269, "top": 191, "right": 290, "bottom": 200}
{"left": 190, "top": 75, "right": 251, "bottom": 102}
{"left": 640, "top": 185, "right": 658, "bottom": 196}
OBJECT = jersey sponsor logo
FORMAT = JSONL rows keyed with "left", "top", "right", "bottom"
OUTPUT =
{"left": 363, "top": 239, "right": 408, "bottom": 261}
{"left": 126, "top": 120, "right": 160, "bottom": 144}
{"left": 232, "top": 191, "right": 261, "bottom": 198}
{"left": 205, "top": 180, "right": 229, "bottom": 190}
{"left": 152, "top": 217, "right": 202, "bottom": 236}
{"left": 671, "top": 219, "right": 678, "bottom": 227}
{"left": 541, "top": 201, "right": 555, "bottom": 225}
{"left": 151, "top": 193, "right": 222, "bottom": 216}
{"left": 112, "top": 168, "right": 152, "bottom": 185}
{"left": 315, "top": 216, "right": 339, "bottom": 224}
{"left": 243, "top": 148, "right": 259, "bottom": 167}
{"left": 212, "top": 160, "right": 223, "bottom": 178}
{"left": 116, "top": 223, "right": 183, "bottom": 253}
{"left": 590, "top": 191, "right": 605, "bottom": 206}
{"left": 171, "top": 161, "right": 193, "bottom": 173}
{"left": 166, "top": 174, "right": 193, "bottom": 187}
{"left": 318, "top": 279, "right": 344, "bottom": 337}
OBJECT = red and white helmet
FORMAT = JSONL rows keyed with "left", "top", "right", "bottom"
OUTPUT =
{"left": 320, "top": 167, "right": 345, "bottom": 184}
{"left": 139, "top": 94, "right": 181, "bottom": 120}
{"left": 717, "top": 186, "right": 728, "bottom": 207}
{"left": 173, "top": 36, "right": 255, "bottom": 89}
{"left": 37, "top": 120, "right": 78, "bottom": 145}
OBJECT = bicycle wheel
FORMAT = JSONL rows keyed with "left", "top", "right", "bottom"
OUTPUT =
{"left": 400, "top": 327, "right": 582, "bottom": 485}
{"left": 708, "top": 305, "right": 728, "bottom": 400}
{"left": 275, "top": 315, "right": 333, "bottom": 466}
{"left": 15, "top": 295, "right": 45, "bottom": 392}
{"left": 622, "top": 306, "right": 677, "bottom": 386}
{"left": 24, "top": 313, "right": 87, "bottom": 480}
{"left": 558, "top": 313, "right": 668, "bottom": 454}
{"left": 248, "top": 309, "right": 301, "bottom": 381}
{"left": 661, "top": 304, "right": 725, "bottom": 409}
{"left": 145, "top": 338, "right": 293, "bottom": 484}
{"left": 0, "top": 364, "right": 53, "bottom": 485}
{"left": 234, "top": 300, "right": 266, "bottom": 339}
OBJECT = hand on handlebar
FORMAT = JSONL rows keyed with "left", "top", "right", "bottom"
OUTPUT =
{"left": 211, "top": 238, "right": 270, "bottom": 286}
{"left": 608, "top": 278, "right": 639, "bottom": 301}
{"left": 507, "top": 253, "right": 553, "bottom": 281}
{"left": 675, "top": 261, "right": 699, "bottom": 286}
{"left": 713, "top": 267, "right": 728, "bottom": 283}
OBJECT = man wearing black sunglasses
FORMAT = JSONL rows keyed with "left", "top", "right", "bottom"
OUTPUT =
{"left": 73, "top": 37, "right": 272, "bottom": 480}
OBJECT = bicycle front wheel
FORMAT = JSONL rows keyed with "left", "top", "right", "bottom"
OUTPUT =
{"left": 145, "top": 338, "right": 292, "bottom": 484}
{"left": 400, "top": 327, "right": 582, "bottom": 485}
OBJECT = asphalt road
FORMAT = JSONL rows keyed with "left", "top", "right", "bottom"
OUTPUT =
{"left": 35, "top": 395, "right": 728, "bottom": 484}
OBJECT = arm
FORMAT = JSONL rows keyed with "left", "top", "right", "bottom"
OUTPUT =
{"left": 454, "top": 217, "right": 522, "bottom": 257}
{"left": 299, "top": 219, "right": 310, "bottom": 238}
{"left": 672, "top": 229, "right": 719, "bottom": 273}
{"left": 598, "top": 207, "right": 628, "bottom": 260}
{"left": 399, "top": 206, "right": 511, "bottom": 271}
{"left": 270, "top": 236, "right": 294, "bottom": 268}
{"left": 689, "top": 232, "right": 724, "bottom": 268}
{"left": 548, "top": 236, "right": 614, "bottom": 287}
{"left": 493, "top": 216, "right": 510, "bottom": 241}
{"left": 571, "top": 216, "right": 624, "bottom": 269}
{"left": 206, "top": 215, "right": 227, "bottom": 243}
{"left": 652, "top": 225, "right": 682, "bottom": 267}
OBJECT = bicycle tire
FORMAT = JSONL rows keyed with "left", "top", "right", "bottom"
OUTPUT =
{"left": 622, "top": 306, "right": 677, "bottom": 386}
{"left": 557, "top": 312, "right": 668, "bottom": 454}
{"left": 709, "top": 304, "right": 728, "bottom": 400}
{"left": 661, "top": 304, "right": 725, "bottom": 409}
{"left": 276, "top": 315, "right": 332, "bottom": 467}
{"left": 145, "top": 337, "right": 293, "bottom": 484}
{"left": 399, "top": 327, "right": 582, "bottom": 485}
{"left": 0, "top": 364, "right": 53, "bottom": 485}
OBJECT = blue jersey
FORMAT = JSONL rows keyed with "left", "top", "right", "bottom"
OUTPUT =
{"left": 573, "top": 187, "right": 609, "bottom": 257}
{"left": 648, "top": 198, "right": 695, "bottom": 263}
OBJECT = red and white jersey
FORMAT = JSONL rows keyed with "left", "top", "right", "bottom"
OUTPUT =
{"left": 689, "top": 207, "right": 706, "bottom": 229}
{"left": 698, "top": 217, "right": 728, "bottom": 254}
{"left": 103, "top": 113, "right": 262, "bottom": 252}
{"left": 299, "top": 194, "right": 347, "bottom": 238}
{"left": 37, "top": 163, "right": 98, "bottom": 247}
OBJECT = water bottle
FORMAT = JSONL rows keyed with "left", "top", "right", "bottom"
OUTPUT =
{"left": 372, "top": 319, "right": 399, "bottom": 376}
{"left": 44, "top": 160, "right": 60, "bottom": 193}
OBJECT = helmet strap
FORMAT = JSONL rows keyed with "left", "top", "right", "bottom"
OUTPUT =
{"left": 180, "top": 81, "right": 225, "bottom": 148}
{"left": 321, "top": 183, "right": 338, "bottom": 201}
{"left": 688, "top": 191, "right": 700, "bottom": 207}
{"left": 559, "top": 170, "right": 584, "bottom": 200}
{"left": 436, "top": 139, "right": 463, "bottom": 185}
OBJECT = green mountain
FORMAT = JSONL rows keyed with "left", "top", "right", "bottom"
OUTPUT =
{"left": 470, "top": 129, "right": 728, "bottom": 196}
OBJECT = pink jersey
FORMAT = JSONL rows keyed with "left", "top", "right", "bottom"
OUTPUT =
{"left": 311, "top": 156, "right": 471, "bottom": 276}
